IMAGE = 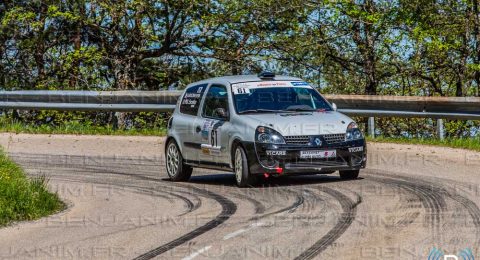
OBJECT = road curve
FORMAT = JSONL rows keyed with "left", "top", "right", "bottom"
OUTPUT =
{"left": 0, "top": 133, "right": 479, "bottom": 260}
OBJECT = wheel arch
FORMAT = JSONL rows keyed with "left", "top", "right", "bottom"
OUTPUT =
{"left": 165, "top": 136, "right": 184, "bottom": 157}
{"left": 230, "top": 138, "right": 243, "bottom": 168}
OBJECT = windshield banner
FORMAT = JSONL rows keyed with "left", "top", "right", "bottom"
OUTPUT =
{"left": 232, "top": 81, "right": 311, "bottom": 95}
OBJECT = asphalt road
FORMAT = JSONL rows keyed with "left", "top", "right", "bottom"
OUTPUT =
{"left": 0, "top": 134, "right": 479, "bottom": 260}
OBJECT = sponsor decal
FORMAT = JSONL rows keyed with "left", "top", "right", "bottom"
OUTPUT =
{"left": 184, "top": 93, "right": 201, "bottom": 98}
{"left": 209, "top": 146, "right": 221, "bottom": 155}
{"left": 201, "top": 120, "right": 213, "bottom": 140}
{"left": 266, "top": 150, "right": 286, "bottom": 156}
{"left": 182, "top": 92, "right": 202, "bottom": 107}
{"left": 201, "top": 144, "right": 221, "bottom": 156}
{"left": 348, "top": 147, "right": 364, "bottom": 153}
{"left": 291, "top": 81, "right": 310, "bottom": 86}
{"left": 256, "top": 82, "right": 288, "bottom": 87}
{"left": 279, "top": 112, "right": 312, "bottom": 117}
{"left": 181, "top": 98, "right": 197, "bottom": 107}
{"left": 201, "top": 147, "right": 210, "bottom": 154}
{"left": 300, "top": 150, "right": 336, "bottom": 159}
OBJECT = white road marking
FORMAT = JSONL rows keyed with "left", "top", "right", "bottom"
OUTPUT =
{"left": 223, "top": 228, "right": 247, "bottom": 240}
{"left": 182, "top": 245, "right": 212, "bottom": 260}
{"left": 223, "top": 222, "right": 266, "bottom": 240}
{"left": 250, "top": 222, "right": 267, "bottom": 227}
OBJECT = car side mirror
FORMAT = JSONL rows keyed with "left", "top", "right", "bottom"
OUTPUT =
{"left": 332, "top": 103, "right": 337, "bottom": 111}
{"left": 214, "top": 108, "right": 229, "bottom": 120}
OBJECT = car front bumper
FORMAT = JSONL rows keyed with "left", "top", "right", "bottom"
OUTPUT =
{"left": 241, "top": 139, "right": 367, "bottom": 175}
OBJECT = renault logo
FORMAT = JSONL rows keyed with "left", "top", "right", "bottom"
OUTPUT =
{"left": 314, "top": 138, "right": 322, "bottom": 146}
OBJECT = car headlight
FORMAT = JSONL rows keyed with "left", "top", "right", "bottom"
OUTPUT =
{"left": 255, "top": 126, "right": 286, "bottom": 144}
{"left": 346, "top": 122, "right": 363, "bottom": 141}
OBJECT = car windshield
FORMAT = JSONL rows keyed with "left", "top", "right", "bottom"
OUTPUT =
{"left": 232, "top": 82, "right": 332, "bottom": 114}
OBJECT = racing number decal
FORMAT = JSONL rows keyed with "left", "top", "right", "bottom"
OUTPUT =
{"left": 210, "top": 129, "right": 218, "bottom": 147}
{"left": 232, "top": 85, "right": 250, "bottom": 95}
{"left": 203, "top": 119, "right": 222, "bottom": 148}
{"left": 200, "top": 119, "right": 223, "bottom": 156}
{"left": 236, "top": 88, "right": 249, "bottom": 94}
{"left": 209, "top": 128, "right": 222, "bottom": 148}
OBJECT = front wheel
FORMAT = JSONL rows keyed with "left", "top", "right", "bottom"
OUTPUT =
{"left": 339, "top": 169, "right": 360, "bottom": 180}
{"left": 166, "top": 140, "right": 192, "bottom": 181}
{"left": 233, "top": 145, "right": 256, "bottom": 187}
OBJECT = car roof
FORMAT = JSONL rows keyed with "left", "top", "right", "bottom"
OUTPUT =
{"left": 188, "top": 74, "right": 304, "bottom": 87}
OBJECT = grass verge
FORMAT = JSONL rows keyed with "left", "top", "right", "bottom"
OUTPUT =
{"left": 367, "top": 136, "right": 480, "bottom": 152}
{"left": 0, "top": 119, "right": 166, "bottom": 136}
{"left": 0, "top": 150, "right": 64, "bottom": 226}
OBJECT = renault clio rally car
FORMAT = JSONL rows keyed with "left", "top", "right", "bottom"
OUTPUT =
{"left": 165, "top": 72, "right": 367, "bottom": 187}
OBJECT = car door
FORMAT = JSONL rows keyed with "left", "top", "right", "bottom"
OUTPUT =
{"left": 176, "top": 83, "right": 208, "bottom": 162}
{"left": 197, "top": 84, "right": 232, "bottom": 165}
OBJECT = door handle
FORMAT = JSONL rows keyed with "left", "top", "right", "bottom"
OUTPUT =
{"left": 195, "top": 126, "right": 202, "bottom": 133}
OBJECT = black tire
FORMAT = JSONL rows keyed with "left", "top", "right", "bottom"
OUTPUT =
{"left": 165, "top": 140, "right": 192, "bottom": 181}
{"left": 339, "top": 169, "right": 360, "bottom": 180}
{"left": 233, "top": 145, "right": 256, "bottom": 187}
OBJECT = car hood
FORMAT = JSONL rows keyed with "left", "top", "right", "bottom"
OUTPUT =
{"left": 240, "top": 111, "right": 353, "bottom": 136}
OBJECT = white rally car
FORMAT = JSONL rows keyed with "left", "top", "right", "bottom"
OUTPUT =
{"left": 165, "top": 72, "right": 367, "bottom": 187}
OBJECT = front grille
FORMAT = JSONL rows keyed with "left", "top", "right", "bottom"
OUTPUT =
{"left": 323, "top": 133, "right": 346, "bottom": 144}
{"left": 284, "top": 133, "right": 346, "bottom": 145}
{"left": 284, "top": 135, "right": 309, "bottom": 145}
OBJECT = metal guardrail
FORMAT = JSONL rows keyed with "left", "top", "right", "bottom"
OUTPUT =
{"left": 327, "top": 94, "right": 480, "bottom": 115}
{"left": 0, "top": 91, "right": 180, "bottom": 112}
{"left": 339, "top": 109, "right": 480, "bottom": 120}
{"left": 1, "top": 91, "right": 479, "bottom": 116}
{"left": 0, "top": 90, "right": 181, "bottom": 104}
{"left": 0, "top": 102, "right": 176, "bottom": 112}
{"left": 1, "top": 91, "right": 479, "bottom": 139}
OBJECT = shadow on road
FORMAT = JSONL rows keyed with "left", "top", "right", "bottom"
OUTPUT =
{"left": 172, "top": 172, "right": 363, "bottom": 188}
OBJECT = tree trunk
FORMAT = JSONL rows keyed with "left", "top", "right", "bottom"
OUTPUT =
{"left": 35, "top": 5, "right": 48, "bottom": 86}
{"left": 353, "top": 27, "right": 377, "bottom": 95}
{"left": 351, "top": 0, "right": 378, "bottom": 95}
{"left": 115, "top": 112, "right": 127, "bottom": 130}
{"left": 0, "top": 43, "right": 4, "bottom": 88}
{"left": 231, "top": 63, "right": 241, "bottom": 75}
{"left": 35, "top": 44, "right": 46, "bottom": 83}
{"left": 113, "top": 58, "right": 133, "bottom": 129}
{"left": 471, "top": 0, "right": 480, "bottom": 97}
{"left": 69, "top": 3, "right": 85, "bottom": 89}
{"left": 473, "top": 0, "right": 480, "bottom": 96}
{"left": 456, "top": 78, "right": 464, "bottom": 97}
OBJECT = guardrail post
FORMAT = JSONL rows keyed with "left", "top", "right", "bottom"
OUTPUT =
{"left": 436, "top": 119, "right": 445, "bottom": 140}
{"left": 368, "top": 117, "right": 375, "bottom": 138}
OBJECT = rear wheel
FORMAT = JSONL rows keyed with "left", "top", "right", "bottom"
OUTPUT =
{"left": 166, "top": 140, "right": 192, "bottom": 181}
{"left": 339, "top": 169, "right": 360, "bottom": 180}
{"left": 233, "top": 145, "right": 256, "bottom": 187}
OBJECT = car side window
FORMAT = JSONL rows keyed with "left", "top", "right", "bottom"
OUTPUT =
{"left": 202, "top": 84, "right": 229, "bottom": 120}
{"left": 180, "top": 84, "right": 207, "bottom": 116}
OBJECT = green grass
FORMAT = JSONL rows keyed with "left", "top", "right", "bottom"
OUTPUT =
{"left": 0, "top": 150, "right": 64, "bottom": 226}
{"left": 0, "top": 119, "right": 167, "bottom": 136}
{"left": 367, "top": 136, "right": 480, "bottom": 152}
